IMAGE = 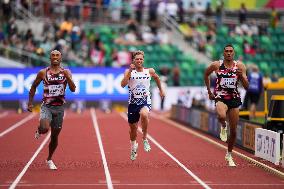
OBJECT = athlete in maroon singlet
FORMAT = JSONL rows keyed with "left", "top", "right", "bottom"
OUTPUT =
{"left": 204, "top": 44, "right": 249, "bottom": 167}
{"left": 28, "top": 50, "right": 76, "bottom": 170}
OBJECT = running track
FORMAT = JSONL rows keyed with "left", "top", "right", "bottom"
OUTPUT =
{"left": 0, "top": 109, "right": 284, "bottom": 189}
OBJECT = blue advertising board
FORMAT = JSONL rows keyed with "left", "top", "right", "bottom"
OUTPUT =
{"left": 0, "top": 68, "right": 128, "bottom": 101}
{"left": 208, "top": 112, "right": 219, "bottom": 137}
{"left": 236, "top": 120, "right": 244, "bottom": 146}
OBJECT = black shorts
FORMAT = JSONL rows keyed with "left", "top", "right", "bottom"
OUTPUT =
{"left": 128, "top": 104, "right": 151, "bottom": 124}
{"left": 247, "top": 92, "right": 261, "bottom": 104}
{"left": 215, "top": 98, "right": 242, "bottom": 110}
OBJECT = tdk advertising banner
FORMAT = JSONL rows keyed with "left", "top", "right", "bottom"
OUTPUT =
{"left": 0, "top": 68, "right": 128, "bottom": 101}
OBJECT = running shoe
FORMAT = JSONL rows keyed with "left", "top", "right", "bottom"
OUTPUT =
{"left": 143, "top": 139, "right": 151, "bottom": 152}
{"left": 35, "top": 130, "right": 40, "bottom": 139}
{"left": 220, "top": 122, "right": 228, "bottom": 142}
{"left": 130, "top": 142, "right": 138, "bottom": 161}
{"left": 46, "top": 160, "right": 57, "bottom": 170}
{"left": 225, "top": 153, "right": 236, "bottom": 167}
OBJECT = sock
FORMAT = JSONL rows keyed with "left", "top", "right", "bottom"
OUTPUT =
{"left": 227, "top": 151, "right": 232, "bottom": 156}
{"left": 130, "top": 140, "right": 136, "bottom": 150}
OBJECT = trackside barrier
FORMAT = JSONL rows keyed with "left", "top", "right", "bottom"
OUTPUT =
{"left": 255, "top": 128, "right": 281, "bottom": 165}
{"left": 171, "top": 105, "right": 264, "bottom": 153}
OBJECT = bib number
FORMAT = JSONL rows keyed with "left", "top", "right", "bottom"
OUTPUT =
{"left": 220, "top": 78, "right": 237, "bottom": 88}
{"left": 133, "top": 86, "right": 148, "bottom": 98}
{"left": 48, "top": 84, "right": 64, "bottom": 97}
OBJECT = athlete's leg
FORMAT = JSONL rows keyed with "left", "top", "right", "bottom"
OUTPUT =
{"left": 225, "top": 107, "right": 239, "bottom": 167}
{"left": 227, "top": 108, "right": 239, "bottom": 152}
{"left": 140, "top": 106, "right": 150, "bottom": 140}
{"left": 47, "top": 127, "right": 62, "bottom": 160}
{"left": 129, "top": 122, "right": 139, "bottom": 160}
{"left": 47, "top": 106, "right": 64, "bottom": 161}
{"left": 216, "top": 101, "right": 228, "bottom": 127}
{"left": 129, "top": 122, "right": 138, "bottom": 141}
{"left": 37, "top": 105, "right": 52, "bottom": 136}
{"left": 216, "top": 101, "right": 229, "bottom": 142}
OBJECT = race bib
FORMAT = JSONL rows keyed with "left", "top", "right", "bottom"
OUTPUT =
{"left": 47, "top": 84, "right": 64, "bottom": 97}
{"left": 220, "top": 78, "right": 237, "bottom": 88}
{"left": 133, "top": 85, "right": 148, "bottom": 98}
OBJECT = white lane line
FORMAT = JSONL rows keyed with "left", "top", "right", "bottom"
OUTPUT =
{"left": 9, "top": 132, "right": 51, "bottom": 189}
{"left": 2, "top": 183, "right": 284, "bottom": 187}
{"left": 0, "top": 111, "right": 8, "bottom": 118}
{"left": 152, "top": 114, "right": 284, "bottom": 179}
{"left": 119, "top": 113, "right": 211, "bottom": 189}
{"left": 0, "top": 113, "right": 36, "bottom": 138}
{"left": 90, "top": 108, "right": 113, "bottom": 189}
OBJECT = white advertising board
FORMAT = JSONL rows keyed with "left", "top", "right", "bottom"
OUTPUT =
{"left": 255, "top": 128, "right": 281, "bottom": 165}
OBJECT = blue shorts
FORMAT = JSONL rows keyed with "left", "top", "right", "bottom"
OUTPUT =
{"left": 128, "top": 104, "right": 151, "bottom": 124}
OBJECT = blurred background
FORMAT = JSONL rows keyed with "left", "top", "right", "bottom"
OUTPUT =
{"left": 0, "top": 0, "right": 284, "bottom": 125}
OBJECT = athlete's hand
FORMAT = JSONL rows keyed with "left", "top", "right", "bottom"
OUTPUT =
{"left": 27, "top": 102, "right": 33, "bottom": 112}
{"left": 129, "top": 64, "right": 136, "bottom": 71}
{"left": 208, "top": 91, "right": 215, "bottom": 100}
{"left": 236, "top": 68, "right": 243, "bottom": 78}
{"left": 159, "top": 90, "right": 165, "bottom": 99}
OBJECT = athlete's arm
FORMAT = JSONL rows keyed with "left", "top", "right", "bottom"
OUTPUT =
{"left": 150, "top": 68, "right": 165, "bottom": 98}
{"left": 121, "top": 69, "right": 132, "bottom": 88}
{"left": 204, "top": 62, "right": 218, "bottom": 99}
{"left": 28, "top": 69, "right": 45, "bottom": 112}
{"left": 63, "top": 69, "right": 76, "bottom": 92}
{"left": 237, "top": 62, "right": 249, "bottom": 90}
{"left": 121, "top": 63, "right": 136, "bottom": 88}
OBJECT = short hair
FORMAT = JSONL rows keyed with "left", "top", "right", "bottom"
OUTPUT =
{"left": 224, "top": 44, "right": 234, "bottom": 50}
{"left": 50, "top": 49, "right": 61, "bottom": 55}
{"left": 132, "top": 50, "right": 144, "bottom": 59}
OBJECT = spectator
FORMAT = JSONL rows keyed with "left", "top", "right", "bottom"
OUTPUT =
{"left": 244, "top": 64, "right": 263, "bottom": 119}
{"left": 172, "top": 64, "right": 180, "bottom": 86}
{"left": 148, "top": 0, "right": 159, "bottom": 23}
{"left": 215, "top": 1, "right": 224, "bottom": 28}
{"left": 135, "top": 0, "right": 144, "bottom": 24}
{"left": 270, "top": 7, "right": 279, "bottom": 29}
{"left": 239, "top": 3, "right": 247, "bottom": 24}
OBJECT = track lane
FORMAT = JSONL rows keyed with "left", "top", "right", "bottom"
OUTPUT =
{"left": 0, "top": 112, "right": 40, "bottom": 186}
{"left": 0, "top": 112, "right": 32, "bottom": 133}
{"left": 146, "top": 115, "right": 284, "bottom": 189}
{"left": 18, "top": 110, "right": 107, "bottom": 189}
{"left": 96, "top": 110, "right": 204, "bottom": 189}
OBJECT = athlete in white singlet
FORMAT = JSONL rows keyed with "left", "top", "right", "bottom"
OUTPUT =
{"left": 121, "top": 50, "right": 165, "bottom": 161}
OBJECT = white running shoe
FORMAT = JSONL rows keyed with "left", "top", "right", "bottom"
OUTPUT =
{"left": 225, "top": 153, "right": 236, "bottom": 167}
{"left": 220, "top": 122, "right": 228, "bottom": 142}
{"left": 46, "top": 160, "right": 57, "bottom": 170}
{"left": 143, "top": 139, "right": 151, "bottom": 152}
{"left": 130, "top": 142, "right": 138, "bottom": 161}
{"left": 35, "top": 130, "right": 40, "bottom": 139}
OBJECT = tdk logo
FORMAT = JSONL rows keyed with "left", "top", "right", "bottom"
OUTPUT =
{"left": 0, "top": 72, "right": 128, "bottom": 96}
{"left": 72, "top": 73, "right": 127, "bottom": 94}
{"left": 0, "top": 73, "right": 36, "bottom": 94}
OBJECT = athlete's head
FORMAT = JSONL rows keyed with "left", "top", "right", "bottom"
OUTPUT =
{"left": 132, "top": 50, "right": 144, "bottom": 68}
{"left": 50, "top": 50, "right": 62, "bottom": 66}
{"left": 223, "top": 44, "right": 234, "bottom": 61}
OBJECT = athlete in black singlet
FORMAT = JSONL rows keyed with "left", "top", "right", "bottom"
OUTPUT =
{"left": 204, "top": 44, "right": 249, "bottom": 166}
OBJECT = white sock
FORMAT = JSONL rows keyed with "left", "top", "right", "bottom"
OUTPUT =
{"left": 130, "top": 140, "right": 136, "bottom": 149}
{"left": 227, "top": 151, "right": 232, "bottom": 156}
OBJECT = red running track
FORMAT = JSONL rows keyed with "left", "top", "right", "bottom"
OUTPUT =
{"left": 0, "top": 109, "right": 284, "bottom": 189}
